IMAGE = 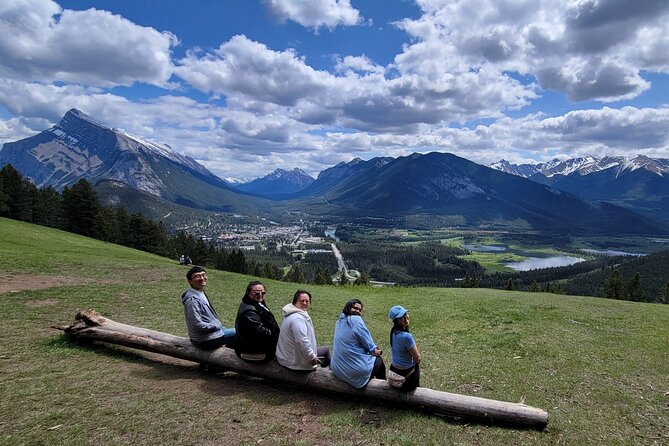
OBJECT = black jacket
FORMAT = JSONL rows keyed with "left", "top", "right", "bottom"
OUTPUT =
{"left": 234, "top": 296, "right": 280, "bottom": 359}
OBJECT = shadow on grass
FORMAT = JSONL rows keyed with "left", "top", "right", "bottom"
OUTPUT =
{"left": 46, "top": 335, "right": 543, "bottom": 431}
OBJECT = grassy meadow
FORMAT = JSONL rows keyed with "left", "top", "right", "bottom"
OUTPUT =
{"left": 0, "top": 217, "right": 667, "bottom": 445}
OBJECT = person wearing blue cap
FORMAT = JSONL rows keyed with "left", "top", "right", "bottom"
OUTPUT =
{"left": 387, "top": 305, "right": 421, "bottom": 391}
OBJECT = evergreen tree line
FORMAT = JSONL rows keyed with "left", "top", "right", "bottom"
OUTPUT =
{"left": 340, "top": 240, "right": 483, "bottom": 287}
{"left": 0, "top": 164, "right": 346, "bottom": 285}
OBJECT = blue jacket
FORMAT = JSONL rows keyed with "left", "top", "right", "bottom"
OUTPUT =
{"left": 330, "top": 313, "right": 377, "bottom": 389}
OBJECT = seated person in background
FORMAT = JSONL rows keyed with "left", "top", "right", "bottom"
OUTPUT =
{"left": 234, "top": 281, "right": 280, "bottom": 362}
{"left": 388, "top": 305, "right": 421, "bottom": 392}
{"left": 180, "top": 266, "right": 235, "bottom": 350}
{"left": 330, "top": 299, "right": 385, "bottom": 389}
{"left": 276, "top": 290, "right": 331, "bottom": 371}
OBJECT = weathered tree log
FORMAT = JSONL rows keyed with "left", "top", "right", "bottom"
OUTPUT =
{"left": 55, "top": 309, "right": 548, "bottom": 429}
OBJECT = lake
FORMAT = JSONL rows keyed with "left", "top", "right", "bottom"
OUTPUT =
{"left": 505, "top": 255, "right": 585, "bottom": 271}
{"left": 324, "top": 227, "right": 339, "bottom": 242}
{"left": 582, "top": 249, "right": 645, "bottom": 256}
{"left": 461, "top": 244, "right": 506, "bottom": 252}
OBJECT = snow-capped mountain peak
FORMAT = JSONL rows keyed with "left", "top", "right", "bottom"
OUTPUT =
{"left": 0, "top": 108, "right": 230, "bottom": 197}
{"left": 491, "top": 155, "right": 668, "bottom": 178}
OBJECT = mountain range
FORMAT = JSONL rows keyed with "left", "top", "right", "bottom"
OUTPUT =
{"left": 234, "top": 168, "right": 314, "bottom": 198}
{"left": 1, "top": 109, "right": 667, "bottom": 234}
{"left": 491, "top": 156, "right": 669, "bottom": 223}
{"left": 0, "top": 109, "right": 269, "bottom": 213}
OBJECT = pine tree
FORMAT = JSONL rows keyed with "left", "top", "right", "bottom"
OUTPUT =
{"left": 228, "top": 249, "right": 248, "bottom": 274}
{"left": 462, "top": 273, "right": 480, "bottom": 288}
{"left": 0, "top": 178, "right": 7, "bottom": 215}
{"left": 313, "top": 266, "right": 331, "bottom": 285}
{"left": 127, "top": 213, "right": 166, "bottom": 254}
{"left": 505, "top": 278, "right": 514, "bottom": 291}
{"left": 354, "top": 271, "right": 370, "bottom": 286}
{"left": 35, "top": 186, "right": 64, "bottom": 229}
{"left": 262, "top": 263, "right": 282, "bottom": 280}
{"left": 286, "top": 264, "right": 305, "bottom": 283}
{"left": 339, "top": 269, "right": 349, "bottom": 286}
{"left": 61, "top": 179, "right": 100, "bottom": 237}
{"left": 20, "top": 180, "right": 37, "bottom": 223}
{"left": 625, "top": 272, "right": 645, "bottom": 302}
{"left": 0, "top": 164, "right": 28, "bottom": 220}
{"left": 603, "top": 269, "right": 625, "bottom": 300}
{"left": 214, "top": 249, "right": 230, "bottom": 271}
{"left": 659, "top": 281, "right": 669, "bottom": 304}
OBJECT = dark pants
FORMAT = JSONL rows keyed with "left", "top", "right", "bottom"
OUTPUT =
{"left": 390, "top": 363, "right": 420, "bottom": 392}
{"left": 317, "top": 346, "right": 331, "bottom": 367}
{"left": 371, "top": 356, "right": 386, "bottom": 380}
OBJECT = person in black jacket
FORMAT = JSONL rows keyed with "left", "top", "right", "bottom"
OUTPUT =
{"left": 234, "top": 281, "right": 280, "bottom": 362}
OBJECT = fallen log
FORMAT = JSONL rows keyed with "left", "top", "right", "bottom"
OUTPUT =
{"left": 55, "top": 309, "right": 548, "bottom": 429}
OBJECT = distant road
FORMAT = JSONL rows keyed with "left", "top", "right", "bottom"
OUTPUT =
{"left": 331, "top": 243, "right": 345, "bottom": 272}
{"left": 292, "top": 229, "right": 303, "bottom": 245}
{"left": 330, "top": 243, "right": 357, "bottom": 281}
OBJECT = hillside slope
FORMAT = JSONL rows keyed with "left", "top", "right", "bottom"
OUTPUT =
{"left": 1, "top": 217, "right": 668, "bottom": 445}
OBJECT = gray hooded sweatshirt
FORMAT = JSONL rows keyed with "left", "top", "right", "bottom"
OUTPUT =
{"left": 181, "top": 287, "right": 225, "bottom": 342}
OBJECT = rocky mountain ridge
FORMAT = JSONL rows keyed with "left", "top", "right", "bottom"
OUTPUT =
{"left": 2, "top": 109, "right": 667, "bottom": 232}
{"left": 234, "top": 168, "right": 314, "bottom": 198}
{"left": 491, "top": 155, "right": 669, "bottom": 178}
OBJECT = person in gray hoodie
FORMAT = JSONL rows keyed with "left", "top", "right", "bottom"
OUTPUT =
{"left": 180, "top": 266, "right": 235, "bottom": 349}
{"left": 275, "top": 290, "right": 330, "bottom": 371}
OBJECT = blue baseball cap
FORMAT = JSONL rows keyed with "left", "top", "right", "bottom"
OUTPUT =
{"left": 388, "top": 305, "right": 408, "bottom": 320}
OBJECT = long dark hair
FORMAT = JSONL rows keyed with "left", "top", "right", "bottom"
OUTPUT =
{"left": 390, "top": 317, "right": 409, "bottom": 347}
{"left": 342, "top": 299, "right": 362, "bottom": 316}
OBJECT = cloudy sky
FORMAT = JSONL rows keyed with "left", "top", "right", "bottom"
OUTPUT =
{"left": 1, "top": 0, "right": 669, "bottom": 181}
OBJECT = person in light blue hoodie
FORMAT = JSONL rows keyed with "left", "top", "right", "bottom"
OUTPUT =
{"left": 180, "top": 266, "right": 235, "bottom": 349}
{"left": 330, "top": 299, "right": 385, "bottom": 389}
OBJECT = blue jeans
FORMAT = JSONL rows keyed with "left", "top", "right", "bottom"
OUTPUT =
{"left": 192, "top": 328, "right": 236, "bottom": 350}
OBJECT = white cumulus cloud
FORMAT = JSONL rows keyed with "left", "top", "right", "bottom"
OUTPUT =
{"left": 262, "top": 0, "right": 362, "bottom": 30}
{"left": 0, "top": 0, "right": 177, "bottom": 87}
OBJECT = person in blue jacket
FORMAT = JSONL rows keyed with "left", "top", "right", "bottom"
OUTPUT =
{"left": 330, "top": 299, "right": 385, "bottom": 389}
{"left": 388, "top": 305, "right": 421, "bottom": 392}
{"left": 180, "top": 266, "right": 235, "bottom": 349}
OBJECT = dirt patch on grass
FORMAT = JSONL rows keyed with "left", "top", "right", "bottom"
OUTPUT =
{"left": 111, "top": 348, "right": 350, "bottom": 446}
{"left": 24, "top": 299, "right": 59, "bottom": 307}
{"left": 0, "top": 273, "right": 109, "bottom": 294}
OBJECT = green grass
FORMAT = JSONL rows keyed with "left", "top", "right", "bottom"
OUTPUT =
{"left": 1, "top": 217, "right": 668, "bottom": 445}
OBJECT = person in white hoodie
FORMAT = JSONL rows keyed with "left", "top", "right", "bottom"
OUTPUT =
{"left": 276, "top": 290, "right": 330, "bottom": 371}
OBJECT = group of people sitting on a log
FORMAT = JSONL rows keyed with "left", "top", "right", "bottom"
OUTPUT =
{"left": 180, "top": 266, "right": 422, "bottom": 392}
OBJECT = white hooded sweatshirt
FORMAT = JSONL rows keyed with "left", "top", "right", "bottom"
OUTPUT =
{"left": 275, "top": 303, "right": 319, "bottom": 370}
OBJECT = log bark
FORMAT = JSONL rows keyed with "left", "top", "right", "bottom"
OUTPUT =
{"left": 55, "top": 309, "right": 548, "bottom": 429}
